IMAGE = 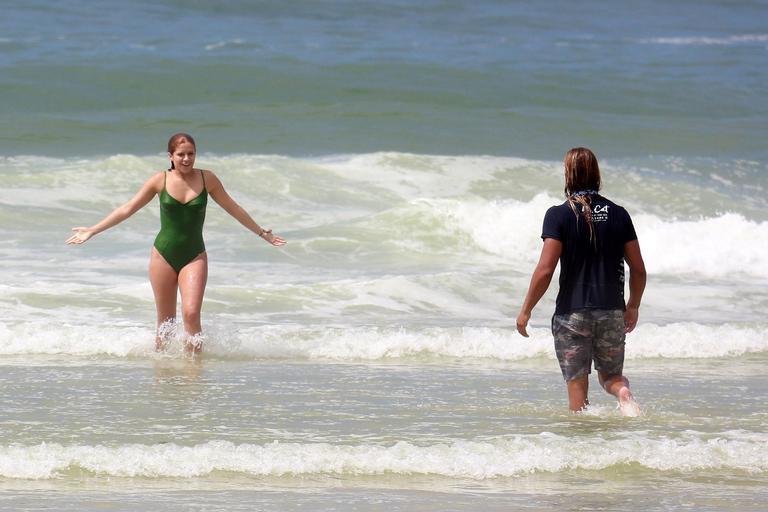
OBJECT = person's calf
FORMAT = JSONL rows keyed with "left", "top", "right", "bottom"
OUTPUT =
{"left": 600, "top": 373, "right": 641, "bottom": 416}
{"left": 566, "top": 374, "right": 590, "bottom": 412}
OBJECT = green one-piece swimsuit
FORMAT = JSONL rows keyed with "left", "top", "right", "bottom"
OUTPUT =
{"left": 153, "top": 170, "right": 207, "bottom": 273}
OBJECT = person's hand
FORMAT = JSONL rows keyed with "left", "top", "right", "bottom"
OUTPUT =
{"left": 66, "top": 227, "right": 94, "bottom": 245}
{"left": 624, "top": 306, "right": 639, "bottom": 333}
{"left": 516, "top": 310, "right": 531, "bottom": 337}
{"left": 260, "top": 229, "right": 286, "bottom": 246}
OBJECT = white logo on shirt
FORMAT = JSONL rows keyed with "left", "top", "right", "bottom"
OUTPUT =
{"left": 592, "top": 204, "right": 609, "bottom": 222}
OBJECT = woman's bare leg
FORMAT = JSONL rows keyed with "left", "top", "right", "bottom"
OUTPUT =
{"left": 178, "top": 252, "right": 208, "bottom": 353}
{"left": 149, "top": 247, "right": 178, "bottom": 350}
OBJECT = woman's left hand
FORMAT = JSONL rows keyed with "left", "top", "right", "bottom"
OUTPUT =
{"left": 260, "top": 229, "right": 286, "bottom": 246}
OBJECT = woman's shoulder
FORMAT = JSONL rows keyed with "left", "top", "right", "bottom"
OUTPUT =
{"left": 145, "top": 171, "right": 166, "bottom": 189}
{"left": 200, "top": 169, "right": 221, "bottom": 190}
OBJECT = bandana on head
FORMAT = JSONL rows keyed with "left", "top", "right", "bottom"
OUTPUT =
{"left": 571, "top": 190, "right": 599, "bottom": 197}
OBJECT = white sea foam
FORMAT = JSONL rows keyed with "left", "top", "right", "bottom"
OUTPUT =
{"left": 204, "top": 39, "right": 251, "bottom": 51}
{"left": 641, "top": 34, "right": 768, "bottom": 46}
{"left": 194, "top": 323, "right": 768, "bottom": 361}
{"left": 426, "top": 196, "right": 768, "bottom": 278}
{"left": 627, "top": 323, "right": 768, "bottom": 358}
{"left": 2, "top": 432, "right": 765, "bottom": 479}
{"left": 634, "top": 213, "right": 768, "bottom": 278}
{"left": 422, "top": 194, "right": 559, "bottom": 266}
{"left": 317, "top": 152, "right": 539, "bottom": 199}
{"left": 0, "top": 321, "right": 155, "bottom": 358}
{"left": 1, "top": 322, "right": 765, "bottom": 361}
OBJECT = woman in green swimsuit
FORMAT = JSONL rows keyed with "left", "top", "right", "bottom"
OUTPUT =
{"left": 66, "top": 133, "right": 286, "bottom": 352}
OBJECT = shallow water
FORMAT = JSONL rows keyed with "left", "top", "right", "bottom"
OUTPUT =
{"left": 2, "top": 151, "right": 767, "bottom": 510}
{"left": 1, "top": 357, "right": 767, "bottom": 510}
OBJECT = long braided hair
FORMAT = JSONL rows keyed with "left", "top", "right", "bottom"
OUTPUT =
{"left": 563, "top": 147, "right": 601, "bottom": 243}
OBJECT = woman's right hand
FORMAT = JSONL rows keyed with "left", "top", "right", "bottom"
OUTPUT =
{"left": 66, "top": 227, "right": 94, "bottom": 245}
{"left": 260, "top": 229, "right": 287, "bottom": 246}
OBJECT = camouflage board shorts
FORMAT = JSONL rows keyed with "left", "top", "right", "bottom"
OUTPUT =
{"left": 551, "top": 309, "right": 626, "bottom": 381}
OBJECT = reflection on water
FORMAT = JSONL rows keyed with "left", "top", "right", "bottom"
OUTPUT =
{"left": 153, "top": 357, "right": 203, "bottom": 385}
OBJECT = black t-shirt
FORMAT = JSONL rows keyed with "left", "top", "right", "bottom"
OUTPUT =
{"left": 542, "top": 197, "right": 637, "bottom": 315}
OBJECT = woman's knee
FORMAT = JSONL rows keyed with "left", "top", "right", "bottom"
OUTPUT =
{"left": 181, "top": 307, "right": 201, "bottom": 328}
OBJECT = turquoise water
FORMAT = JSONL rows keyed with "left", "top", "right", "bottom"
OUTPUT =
{"left": 1, "top": 1, "right": 766, "bottom": 159}
{"left": 1, "top": 1, "right": 767, "bottom": 511}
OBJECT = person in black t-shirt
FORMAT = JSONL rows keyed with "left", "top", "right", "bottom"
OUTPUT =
{"left": 516, "top": 147, "right": 646, "bottom": 415}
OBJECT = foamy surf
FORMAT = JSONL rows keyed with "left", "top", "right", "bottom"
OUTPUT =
{"left": 2, "top": 432, "right": 765, "bottom": 479}
{"left": 1, "top": 322, "right": 765, "bottom": 361}
{"left": 3, "top": 153, "right": 768, "bottom": 278}
{"left": 423, "top": 196, "right": 768, "bottom": 278}
{"left": 640, "top": 34, "right": 768, "bottom": 46}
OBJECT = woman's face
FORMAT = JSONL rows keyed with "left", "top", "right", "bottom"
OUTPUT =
{"left": 169, "top": 141, "right": 196, "bottom": 171}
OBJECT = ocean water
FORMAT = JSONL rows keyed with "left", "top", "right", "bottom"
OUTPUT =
{"left": 1, "top": 1, "right": 767, "bottom": 511}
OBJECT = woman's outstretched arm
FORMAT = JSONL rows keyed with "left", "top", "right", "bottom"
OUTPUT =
{"left": 205, "top": 170, "right": 287, "bottom": 246}
{"left": 66, "top": 172, "right": 163, "bottom": 245}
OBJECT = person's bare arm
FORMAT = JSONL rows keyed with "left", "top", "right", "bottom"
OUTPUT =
{"left": 516, "top": 238, "right": 562, "bottom": 337}
{"left": 205, "top": 170, "right": 286, "bottom": 246}
{"left": 623, "top": 239, "right": 646, "bottom": 333}
{"left": 66, "top": 173, "right": 162, "bottom": 244}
